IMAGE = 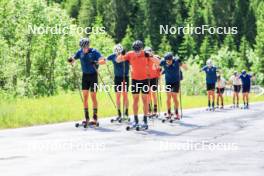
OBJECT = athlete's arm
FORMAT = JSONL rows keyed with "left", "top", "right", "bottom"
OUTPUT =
{"left": 98, "top": 57, "right": 106, "bottom": 65}
{"left": 116, "top": 50, "right": 127, "bottom": 63}
{"left": 149, "top": 55, "right": 161, "bottom": 65}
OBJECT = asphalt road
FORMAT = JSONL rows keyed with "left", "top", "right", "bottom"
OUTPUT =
{"left": 0, "top": 103, "right": 264, "bottom": 176}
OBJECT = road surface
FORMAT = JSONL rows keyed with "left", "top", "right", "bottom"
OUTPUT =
{"left": 0, "top": 103, "right": 264, "bottom": 176}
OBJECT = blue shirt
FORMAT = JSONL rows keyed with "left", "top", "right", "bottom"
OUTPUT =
{"left": 240, "top": 74, "right": 251, "bottom": 87}
{"left": 107, "top": 54, "right": 130, "bottom": 77}
{"left": 74, "top": 48, "right": 102, "bottom": 74}
{"left": 160, "top": 59, "right": 181, "bottom": 84}
{"left": 202, "top": 66, "right": 218, "bottom": 84}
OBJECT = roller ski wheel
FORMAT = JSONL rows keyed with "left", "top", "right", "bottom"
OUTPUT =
{"left": 75, "top": 120, "right": 87, "bottom": 128}
{"left": 136, "top": 123, "right": 148, "bottom": 131}
{"left": 161, "top": 114, "right": 173, "bottom": 123}
{"left": 110, "top": 116, "right": 121, "bottom": 123}
{"left": 126, "top": 122, "right": 139, "bottom": 131}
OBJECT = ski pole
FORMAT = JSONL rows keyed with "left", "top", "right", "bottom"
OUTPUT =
{"left": 179, "top": 68, "right": 183, "bottom": 119}
{"left": 68, "top": 58, "right": 83, "bottom": 103}
{"left": 91, "top": 63, "right": 117, "bottom": 109}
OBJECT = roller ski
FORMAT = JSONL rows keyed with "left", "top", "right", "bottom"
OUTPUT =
{"left": 126, "top": 116, "right": 148, "bottom": 131}
{"left": 110, "top": 115, "right": 130, "bottom": 123}
{"left": 241, "top": 104, "right": 249, "bottom": 109}
{"left": 161, "top": 113, "right": 173, "bottom": 123}
{"left": 75, "top": 120, "right": 99, "bottom": 128}
{"left": 206, "top": 107, "right": 215, "bottom": 111}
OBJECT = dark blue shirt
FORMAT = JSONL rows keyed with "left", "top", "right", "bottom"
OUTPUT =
{"left": 202, "top": 66, "right": 218, "bottom": 84}
{"left": 74, "top": 48, "right": 102, "bottom": 74}
{"left": 160, "top": 59, "right": 181, "bottom": 84}
{"left": 107, "top": 54, "right": 130, "bottom": 77}
{"left": 240, "top": 74, "right": 252, "bottom": 87}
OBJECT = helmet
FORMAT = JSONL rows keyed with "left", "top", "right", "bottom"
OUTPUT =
{"left": 164, "top": 52, "right": 173, "bottom": 60}
{"left": 132, "top": 40, "right": 143, "bottom": 52}
{"left": 144, "top": 47, "right": 152, "bottom": 57}
{"left": 242, "top": 70, "right": 246, "bottom": 75}
{"left": 206, "top": 59, "right": 213, "bottom": 67}
{"left": 79, "top": 38, "right": 90, "bottom": 48}
{"left": 114, "top": 44, "right": 123, "bottom": 54}
{"left": 144, "top": 47, "right": 152, "bottom": 53}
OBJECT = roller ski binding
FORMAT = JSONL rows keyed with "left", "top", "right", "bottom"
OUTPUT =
{"left": 75, "top": 120, "right": 99, "bottom": 128}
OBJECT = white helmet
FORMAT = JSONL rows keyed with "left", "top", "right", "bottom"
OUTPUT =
{"left": 206, "top": 59, "right": 213, "bottom": 67}
{"left": 114, "top": 44, "right": 123, "bottom": 55}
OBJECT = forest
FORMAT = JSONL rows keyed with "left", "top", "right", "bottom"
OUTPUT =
{"left": 0, "top": 0, "right": 264, "bottom": 98}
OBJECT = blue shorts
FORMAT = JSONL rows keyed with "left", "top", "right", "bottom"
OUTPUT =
{"left": 242, "top": 85, "right": 250, "bottom": 93}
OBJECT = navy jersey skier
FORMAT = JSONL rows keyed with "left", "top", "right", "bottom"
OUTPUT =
{"left": 239, "top": 70, "right": 255, "bottom": 109}
{"left": 107, "top": 44, "right": 130, "bottom": 121}
{"left": 159, "top": 52, "right": 187, "bottom": 120}
{"left": 201, "top": 59, "right": 218, "bottom": 111}
{"left": 68, "top": 38, "right": 106, "bottom": 125}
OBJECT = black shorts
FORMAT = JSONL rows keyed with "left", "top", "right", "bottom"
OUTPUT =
{"left": 233, "top": 85, "right": 241, "bottom": 93}
{"left": 242, "top": 85, "right": 250, "bottom": 93}
{"left": 149, "top": 78, "right": 159, "bottom": 91}
{"left": 114, "top": 76, "right": 129, "bottom": 92}
{"left": 131, "top": 79, "right": 149, "bottom": 94}
{"left": 82, "top": 73, "right": 98, "bottom": 92}
{"left": 206, "top": 83, "right": 216, "bottom": 91}
{"left": 166, "top": 82, "right": 180, "bottom": 93}
{"left": 216, "top": 88, "right": 225, "bottom": 94}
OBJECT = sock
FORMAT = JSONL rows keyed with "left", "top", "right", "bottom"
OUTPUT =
{"left": 247, "top": 102, "right": 249, "bottom": 107}
{"left": 148, "top": 104, "right": 152, "bottom": 113}
{"left": 212, "top": 101, "right": 215, "bottom": 108}
{"left": 118, "top": 109, "right": 121, "bottom": 117}
{"left": 143, "top": 116, "right": 148, "bottom": 124}
{"left": 93, "top": 108, "right": 97, "bottom": 120}
{"left": 134, "top": 115, "right": 139, "bottom": 124}
{"left": 154, "top": 104, "right": 157, "bottom": 113}
{"left": 84, "top": 108, "right": 89, "bottom": 121}
{"left": 208, "top": 100, "right": 211, "bottom": 107}
{"left": 175, "top": 108, "right": 178, "bottom": 115}
{"left": 125, "top": 108, "right": 128, "bottom": 116}
{"left": 168, "top": 109, "right": 171, "bottom": 115}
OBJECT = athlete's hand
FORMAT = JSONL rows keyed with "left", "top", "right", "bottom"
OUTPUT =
{"left": 67, "top": 57, "right": 75, "bottom": 65}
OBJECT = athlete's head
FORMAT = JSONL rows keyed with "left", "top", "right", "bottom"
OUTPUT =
{"left": 144, "top": 47, "right": 153, "bottom": 57}
{"left": 234, "top": 71, "right": 238, "bottom": 76}
{"left": 164, "top": 52, "right": 173, "bottom": 65}
{"left": 80, "top": 38, "right": 90, "bottom": 53}
{"left": 206, "top": 59, "right": 213, "bottom": 68}
{"left": 217, "top": 74, "right": 221, "bottom": 80}
{"left": 114, "top": 44, "right": 123, "bottom": 55}
{"left": 242, "top": 70, "right": 247, "bottom": 75}
{"left": 132, "top": 40, "right": 143, "bottom": 53}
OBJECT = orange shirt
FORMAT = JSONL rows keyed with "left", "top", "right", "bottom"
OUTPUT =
{"left": 124, "top": 51, "right": 149, "bottom": 80}
{"left": 148, "top": 57, "right": 161, "bottom": 79}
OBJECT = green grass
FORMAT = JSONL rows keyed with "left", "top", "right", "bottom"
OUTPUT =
{"left": 0, "top": 91, "right": 264, "bottom": 129}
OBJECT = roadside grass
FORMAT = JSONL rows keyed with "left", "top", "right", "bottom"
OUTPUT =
{"left": 0, "top": 91, "right": 264, "bottom": 129}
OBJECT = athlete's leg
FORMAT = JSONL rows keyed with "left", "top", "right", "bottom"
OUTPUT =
{"left": 172, "top": 92, "right": 179, "bottom": 116}
{"left": 132, "top": 94, "right": 139, "bottom": 123}
{"left": 123, "top": 91, "right": 129, "bottom": 116}
{"left": 116, "top": 92, "right": 121, "bottom": 117}
{"left": 167, "top": 92, "right": 172, "bottom": 114}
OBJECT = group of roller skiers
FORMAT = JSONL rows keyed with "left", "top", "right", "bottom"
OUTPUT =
{"left": 68, "top": 38, "right": 255, "bottom": 129}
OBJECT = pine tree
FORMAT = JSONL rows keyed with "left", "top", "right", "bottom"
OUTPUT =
{"left": 121, "top": 25, "right": 134, "bottom": 51}
{"left": 157, "top": 35, "right": 172, "bottom": 56}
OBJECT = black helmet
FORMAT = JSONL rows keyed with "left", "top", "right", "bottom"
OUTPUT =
{"left": 132, "top": 40, "right": 143, "bottom": 52}
{"left": 80, "top": 38, "right": 90, "bottom": 48}
{"left": 164, "top": 52, "right": 173, "bottom": 60}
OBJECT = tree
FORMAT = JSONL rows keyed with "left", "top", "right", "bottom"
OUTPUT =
{"left": 121, "top": 26, "right": 134, "bottom": 51}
